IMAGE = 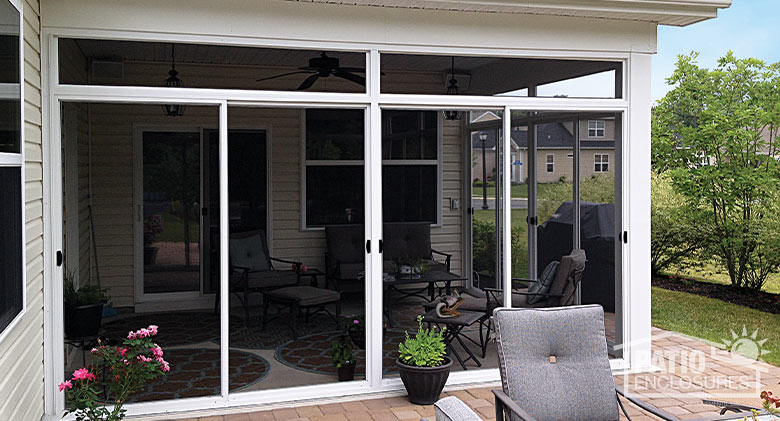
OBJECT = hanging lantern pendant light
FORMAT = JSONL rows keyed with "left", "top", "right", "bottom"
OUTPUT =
{"left": 162, "top": 44, "right": 187, "bottom": 117}
{"left": 443, "top": 56, "right": 461, "bottom": 121}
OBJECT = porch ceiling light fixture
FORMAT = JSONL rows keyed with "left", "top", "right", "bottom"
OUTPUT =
{"left": 162, "top": 44, "right": 186, "bottom": 117}
{"left": 443, "top": 56, "right": 461, "bottom": 121}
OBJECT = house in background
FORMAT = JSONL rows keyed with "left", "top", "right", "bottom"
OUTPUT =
{"left": 0, "top": 0, "right": 731, "bottom": 420}
{"left": 472, "top": 118, "right": 616, "bottom": 185}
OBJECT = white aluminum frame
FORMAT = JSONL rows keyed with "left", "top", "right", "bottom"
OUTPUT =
{"left": 0, "top": 0, "right": 25, "bottom": 344}
{"left": 40, "top": 27, "right": 646, "bottom": 420}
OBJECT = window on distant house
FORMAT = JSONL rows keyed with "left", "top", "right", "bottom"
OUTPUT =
{"left": 588, "top": 120, "right": 605, "bottom": 138}
{"left": 546, "top": 154, "right": 554, "bottom": 173}
{"left": 0, "top": 0, "right": 24, "bottom": 337}
{"left": 303, "top": 109, "right": 439, "bottom": 228}
{"left": 594, "top": 154, "right": 609, "bottom": 172}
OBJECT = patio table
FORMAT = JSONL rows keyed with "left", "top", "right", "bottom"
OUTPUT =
{"left": 422, "top": 309, "right": 483, "bottom": 370}
{"left": 382, "top": 270, "right": 466, "bottom": 327}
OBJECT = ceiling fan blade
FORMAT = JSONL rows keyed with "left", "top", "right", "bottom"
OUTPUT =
{"left": 334, "top": 69, "right": 366, "bottom": 86}
{"left": 297, "top": 74, "right": 320, "bottom": 90}
{"left": 337, "top": 67, "right": 366, "bottom": 73}
{"left": 256, "top": 70, "right": 311, "bottom": 82}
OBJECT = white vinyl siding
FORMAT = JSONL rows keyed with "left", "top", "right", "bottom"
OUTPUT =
{"left": 0, "top": 0, "right": 45, "bottom": 420}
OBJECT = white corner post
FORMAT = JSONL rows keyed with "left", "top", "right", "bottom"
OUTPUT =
{"left": 625, "top": 52, "right": 652, "bottom": 371}
{"left": 367, "top": 49, "right": 383, "bottom": 387}
{"left": 219, "top": 101, "right": 230, "bottom": 399}
{"left": 502, "top": 107, "right": 512, "bottom": 307}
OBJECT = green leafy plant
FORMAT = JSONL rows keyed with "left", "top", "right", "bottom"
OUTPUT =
{"left": 60, "top": 325, "right": 170, "bottom": 421}
{"left": 330, "top": 336, "right": 355, "bottom": 368}
{"left": 346, "top": 315, "right": 364, "bottom": 337}
{"left": 398, "top": 315, "right": 446, "bottom": 367}
{"left": 64, "top": 272, "right": 111, "bottom": 307}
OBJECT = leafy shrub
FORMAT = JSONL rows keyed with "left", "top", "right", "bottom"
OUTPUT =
{"left": 472, "top": 220, "right": 526, "bottom": 278}
{"left": 398, "top": 316, "right": 446, "bottom": 367}
{"left": 650, "top": 172, "right": 705, "bottom": 275}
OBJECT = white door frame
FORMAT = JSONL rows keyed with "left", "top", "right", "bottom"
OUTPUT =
{"left": 41, "top": 28, "right": 646, "bottom": 420}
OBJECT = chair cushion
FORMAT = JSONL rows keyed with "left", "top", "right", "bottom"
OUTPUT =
{"left": 493, "top": 305, "right": 618, "bottom": 421}
{"left": 230, "top": 235, "right": 270, "bottom": 272}
{"left": 325, "top": 225, "right": 365, "bottom": 263}
{"left": 267, "top": 286, "right": 341, "bottom": 307}
{"left": 434, "top": 396, "right": 482, "bottom": 421}
{"left": 549, "top": 249, "right": 587, "bottom": 306}
{"left": 527, "top": 260, "right": 559, "bottom": 305}
{"left": 245, "top": 270, "right": 299, "bottom": 289}
{"left": 383, "top": 222, "right": 432, "bottom": 261}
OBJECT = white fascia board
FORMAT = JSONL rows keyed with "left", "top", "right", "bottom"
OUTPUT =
{"left": 292, "top": 0, "right": 731, "bottom": 26}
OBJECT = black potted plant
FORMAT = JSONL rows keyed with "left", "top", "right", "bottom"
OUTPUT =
{"left": 330, "top": 336, "right": 357, "bottom": 381}
{"left": 346, "top": 315, "right": 365, "bottom": 349}
{"left": 397, "top": 315, "right": 452, "bottom": 405}
{"left": 64, "top": 273, "right": 111, "bottom": 339}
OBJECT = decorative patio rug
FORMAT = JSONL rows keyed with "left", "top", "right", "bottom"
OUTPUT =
{"left": 274, "top": 329, "right": 407, "bottom": 377}
{"left": 102, "top": 311, "right": 243, "bottom": 347}
{"left": 226, "top": 313, "right": 342, "bottom": 350}
{"left": 130, "top": 348, "right": 269, "bottom": 402}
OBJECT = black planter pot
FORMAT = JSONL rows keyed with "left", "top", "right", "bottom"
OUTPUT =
{"left": 337, "top": 362, "right": 356, "bottom": 382}
{"left": 397, "top": 357, "right": 452, "bottom": 405}
{"left": 64, "top": 303, "right": 104, "bottom": 338}
{"left": 143, "top": 247, "right": 159, "bottom": 265}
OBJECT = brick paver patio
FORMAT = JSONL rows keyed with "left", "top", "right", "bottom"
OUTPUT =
{"left": 177, "top": 328, "right": 780, "bottom": 421}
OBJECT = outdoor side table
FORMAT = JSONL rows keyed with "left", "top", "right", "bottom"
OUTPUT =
{"left": 422, "top": 309, "right": 483, "bottom": 370}
{"left": 383, "top": 270, "right": 466, "bottom": 327}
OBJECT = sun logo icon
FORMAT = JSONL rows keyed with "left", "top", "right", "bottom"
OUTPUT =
{"left": 722, "top": 326, "right": 770, "bottom": 362}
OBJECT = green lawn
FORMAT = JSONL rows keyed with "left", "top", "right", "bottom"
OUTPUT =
{"left": 652, "top": 287, "right": 780, "bottom": 366}
{"left": 472, "top": 183, "right": 563, "bottom": 199}
{"left": 154, "top": 212, "right": 200, "bottom": 243}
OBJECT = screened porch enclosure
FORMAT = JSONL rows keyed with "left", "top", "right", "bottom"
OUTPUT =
{"left": 56, "top": 37, "right": 627, "bottom": 407}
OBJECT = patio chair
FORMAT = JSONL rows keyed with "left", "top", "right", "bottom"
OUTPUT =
{"left": 217, "top": 230, "right": 303, "bottom": 325}
{"left": 452, "top": 249, "right": 586, "bottom": 358}
{"left": 491, "top": 305, "right": 679, "bottom": 421}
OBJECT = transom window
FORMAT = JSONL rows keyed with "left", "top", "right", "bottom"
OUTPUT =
{"left": 595, "top": 154, "right": 609, "bottom": 172}
{"left": 588, "top": 120, "right": 606, "bottom": 138}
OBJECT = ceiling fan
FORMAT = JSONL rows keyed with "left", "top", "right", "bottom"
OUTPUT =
{"left": 256, "top": 52, "right": 365, "bottom": 90}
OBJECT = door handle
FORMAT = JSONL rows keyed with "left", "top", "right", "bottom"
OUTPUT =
{"left": 366, "top": 239, "right": 371, "bottom": 254}
{"left": 378, "top": 239, "right": 384, "bottom": 254}
{"left": 56, "top": 250, "right": 63, "bottom": 267}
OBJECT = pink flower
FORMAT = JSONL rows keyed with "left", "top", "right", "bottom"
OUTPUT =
{"left": 148, "top": 325, "right": 158, "bottom": 336}
{"left": 72, "top": 368, "right": 95, "bottom": 381}
{"left": 353, "top": 320, "right": 360, "bottom": 325}
{"left": 151, "top": 344, "right": 163, "bottom": 359}
{"left": 137, "top": 355, "right": 152, "bottom": 363}
{"left": 122, "top": 359, "right": 129, "bottom": 366}
{"left": 159, "top": 359, "right": 170, "bottom": 373}
{"left": 58, "top": 380, "right": 73, "bottom": 391}
{"left": 127, "top": 330, "right": 136, "bottom": 339}
{"left": 90, "top": 347, "right": 98, "bottom": 354}
{"left": 119, "top": 348, "right": 128, "bottom": 357}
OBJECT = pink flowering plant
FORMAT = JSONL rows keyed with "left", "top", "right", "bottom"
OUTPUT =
{"left": 60, "top": 325, "right": 170, "bottom": 421}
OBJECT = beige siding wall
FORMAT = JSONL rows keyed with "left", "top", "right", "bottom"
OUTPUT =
{"left": 0, "top": 0, "right": 45, "bottom": 420}
{"left": 66, "top": 62, "right": 465, "bottom": 307}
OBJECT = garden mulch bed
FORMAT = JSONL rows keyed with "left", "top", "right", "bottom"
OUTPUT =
{"left": 652, "top": 275, "right": 780, "bottom": 314}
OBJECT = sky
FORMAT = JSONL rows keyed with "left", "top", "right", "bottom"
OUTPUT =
{"left": 652, "top": 0, "right": 780, "bottom": 102}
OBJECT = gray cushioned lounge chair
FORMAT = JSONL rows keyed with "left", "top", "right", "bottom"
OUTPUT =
{"left": 491, "top": 305, "right": 679, "bottom": 421}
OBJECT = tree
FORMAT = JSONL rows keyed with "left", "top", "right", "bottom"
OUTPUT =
{"left": 650, "top": 172, "right": 704, "bottom": 275}
{"left": 652, "top": 52, "right": 780, "bottom": 290}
